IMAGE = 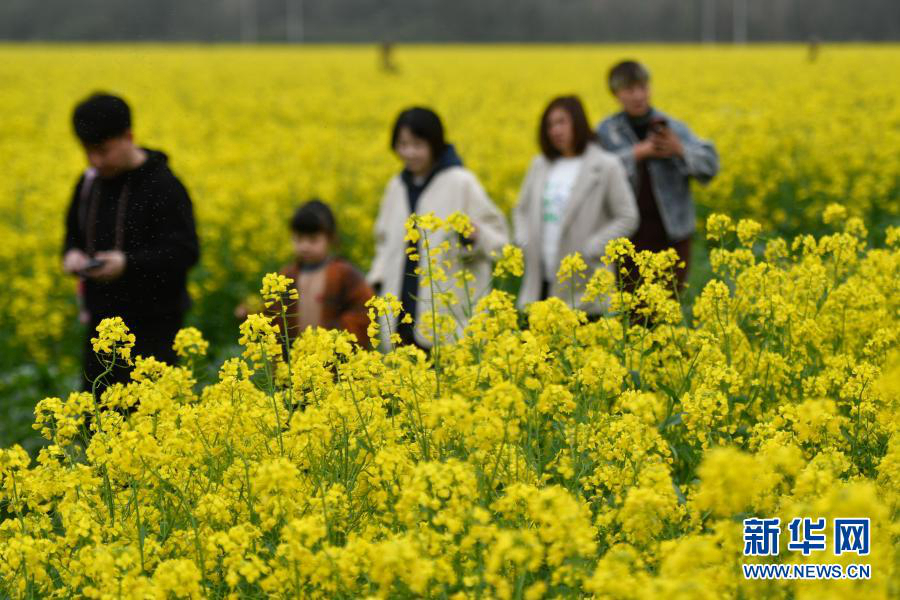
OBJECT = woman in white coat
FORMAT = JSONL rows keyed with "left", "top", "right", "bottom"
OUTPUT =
{"left": 514, "top": 95, "right": 639, "bottom": 316}
{"left": 368, "top": 107, "right": 509, "bottom": 350}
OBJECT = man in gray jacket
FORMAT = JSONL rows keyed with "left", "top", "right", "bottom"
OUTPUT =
{"left": 596, "top": 60, "right": 719, "bottom": 295}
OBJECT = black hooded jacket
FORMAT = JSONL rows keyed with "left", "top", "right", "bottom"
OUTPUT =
{"left": 63, "top": 148, "right": 200, "bottom": 319}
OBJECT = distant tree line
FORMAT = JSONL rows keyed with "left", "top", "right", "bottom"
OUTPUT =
{"left": 2, "top": 0, "right": 898, "bottom": 42}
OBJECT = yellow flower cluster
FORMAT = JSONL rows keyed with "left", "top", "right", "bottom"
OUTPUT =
{"left": 1, "top": 44, "right": 899, "bottom": 368}
{"left": 90, "top": 316, "right": 136, "bottom": 366}
{"left": 259, "top": 272, "right": 298, "bottom": 309}
{"left": 172, "top": 327, "right": 209, "bottom": 360}
{"left": 237, "top": 313, "right": 283, "bottom": 372}
{"left": 492, "top": 244, "right": 525, "bottom": 279}
{"left": 0, "top": 209, "right": 896, "bottom": 598}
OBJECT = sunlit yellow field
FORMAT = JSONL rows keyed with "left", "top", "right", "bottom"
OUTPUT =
{"left": 0, "top": 44, "right": 898, "bottom": 599}
{"left": 1, "top": 44, "right": 899, "bottom": 368}
{"left": 0, "top": 211, "right": 898, "bottom": 597}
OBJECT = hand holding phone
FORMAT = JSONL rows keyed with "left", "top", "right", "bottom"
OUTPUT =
{"left": 649, "top": 119, "right": 684, "bottom": 159}
{"left": 649, "top": 117, "right": 669, "bottom": 135}
{"left": 78, "top": 258, "right": 106, "bottom": 277}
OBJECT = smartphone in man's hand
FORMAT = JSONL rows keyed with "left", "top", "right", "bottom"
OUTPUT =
{"left": 78, "top": 258, "right": 106, "bottom": 277}
{"left": 649, "top": 117, "right": 684, "bottom": 159}
{"left": 649, "top": 116, "right": 669, "bottom": 135}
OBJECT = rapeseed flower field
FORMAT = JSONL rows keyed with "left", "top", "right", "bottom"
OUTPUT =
{"left": 2, "top": 210, "right": 898, "bottom": 597}
{"left": 1, "top": 45, "right": 897, "bottom": 367}
{"left": 0, "top": 45, "right": 898, "bottom": 598}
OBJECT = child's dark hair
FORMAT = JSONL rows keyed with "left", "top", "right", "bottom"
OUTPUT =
{"left": 608, "top": 60, "right": 651, "bottom": 94}
{"left": 290, "top": 199, "right": 336, "bottom": 238}
{"left": 73, "top": 93, "right": 132, "bottom": 145}
{"left": 390, "top": 107, "right": 447, "bottom": 160}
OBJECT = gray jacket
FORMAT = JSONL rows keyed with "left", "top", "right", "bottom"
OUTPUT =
{"left": 596, "top": 109, "right": 719, "bottom": 242}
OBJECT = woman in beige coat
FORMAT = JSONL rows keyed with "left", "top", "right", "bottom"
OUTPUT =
{"left": 368, "top": 107, "right": 509, "bottom": 350}
{"left": 514, "top": 96, "right": 639, "bottom": 316}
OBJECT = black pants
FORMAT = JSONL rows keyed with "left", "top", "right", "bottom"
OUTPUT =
{"left": 82, "top": 312, "right": 184, "bottom": 395}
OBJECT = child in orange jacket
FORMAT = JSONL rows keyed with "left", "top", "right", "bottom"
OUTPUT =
{"left": 238, "top": 199, "right": 374, "bottom": 349}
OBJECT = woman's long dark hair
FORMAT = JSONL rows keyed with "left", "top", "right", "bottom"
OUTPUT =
{"left": 539, "top": 95, "right": 596, "bottom": 160}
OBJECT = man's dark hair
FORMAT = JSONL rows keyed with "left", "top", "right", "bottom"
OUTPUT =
{"left": 391, "top": 107, "right": 446, "bottom": 160}
{"left": 608, "top": 60, "right": 651, "bottom": 94}
{"left": 72, "top": 93, "right": 132, "bottom": 145}
{"left": 539, "top": 95, "right": 597, "bottom": 160}
{"left": 290, "top": 199, "right": 337, "bottom": 238}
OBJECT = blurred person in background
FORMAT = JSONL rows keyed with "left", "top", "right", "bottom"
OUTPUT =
{"left": 514, "top": 95, "right": 638, "bottom": 316}
{"left": 368, "top": 107, "right": 509, "bottom": 350}
{"left": 236, "top": 199, "right": 374, "bottom": 350}
{"left": 62, "top": 93, "right": 199, "bottom": 393}
{"left": 597, "top": 60, "right": 719, "bottom": 296}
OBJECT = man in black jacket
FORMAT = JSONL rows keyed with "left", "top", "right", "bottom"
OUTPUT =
{"left": 62, "top": 93, "right": 200, "bottom": 392}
